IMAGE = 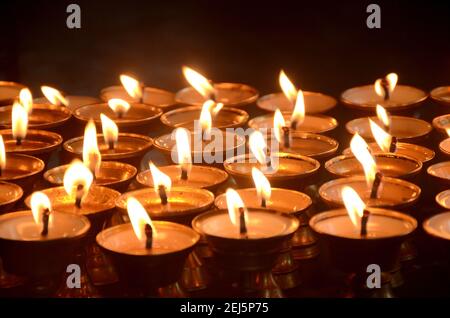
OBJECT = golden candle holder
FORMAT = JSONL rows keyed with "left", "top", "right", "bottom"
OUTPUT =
{"left": 430, "top": 86, "right": 450, "bottom": 107}
{"left": 257, "top": 91, "right": 337, "bottom": 114}
{"left": 0, "top": 182, "right": 23, "bottom": 214}
{"left": 34, "top": 95, "right": 101, "bottom": 111}
{"left": 0, "top": 154, "right": 45, "bottom": 195}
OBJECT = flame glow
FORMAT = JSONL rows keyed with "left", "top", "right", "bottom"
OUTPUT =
{"left": 350, "top": 133, "right": 377, "bottom": 186}
{"left": 376, "top": 104, "right": 390, "bottom": 129}
{"left": 199, "top": 100, "right": 214, "bottom": 135}
{"left": 41, "top": 86, "right": 68, "bottom": 107}
{"left": 120, "top": 74, "right": 143, "bottom": 100}
{"left": 249, "top": 131, "right": 268, "bottom": 165}
{"left": 273, "top": 109, "right": 286, "bottom": 143}
{"left": 82, "top": 120, "right": 101, "bottom": 174}
{"left": 175, "top": 128, "right": 192, "bottom": 176}
{"left": 19, "top": 88, "right": 33, "bottom": 114}
{"left": 127, "top": 197, "right": 157, "bottom": 241}
{"left": 30, "top": 191, "right": 52, "bottom": 225}
{"left": 149, "top": 162, "right": 172, "bottom": 193}
{"left": 342, "top": 186, "right": 366, "bottom": 229}
{"left": 11, "top": 102, "right": 28, "bottom": 142}
{"left": 374, "top": 73, "right": 398, "bottom": 98}
{"left": 0, "top": 135, "right": 6, "bottom": 171}
{"left": 108, "top": 99, "right": 131, "bottom": 117}
{"left": 225, "top": 188, "right": 248, "bottom": 226}
{"left": 279, "top": 70, "right": 297, "bottom": 106}
{"left": 63, "top": 159, "right": 94, "bottom": 203}
{"left": 182, "top": 66, "right": 215, "bottom": 99}
{"left": 369, "top": 119, "right": 392, "bottom": 152}
{"left": 100, "top": 113, "right": 119, "bottom": 148}
{"left": 251, "top": 167, "right": 271, "bottom": 204}
{"left": 291, "top": 89, "right": 305, "bottom": 127}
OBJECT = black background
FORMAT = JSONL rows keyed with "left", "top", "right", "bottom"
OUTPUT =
{"left": 1, "top": 0, "right": 450, "bottom": 97}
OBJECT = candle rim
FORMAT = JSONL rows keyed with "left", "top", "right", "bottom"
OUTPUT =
{"left": 0, "top": 181, "right": 23, "bottom": 206}
{"left": 0, "top": 128, "right": 63, "bottom": 154}
{"left": 430, "top": 86, "right": 450, "bottom": 106}
{"left": 423, "top": 212, "right": 450, "bottom": 241}
{"left": 0, "top": 153, "right": 45, "bottom": 181}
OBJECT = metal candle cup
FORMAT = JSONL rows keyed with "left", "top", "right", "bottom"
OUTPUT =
{"left": 435, "top": 190, "right": 450, "bottom": 210}
{"left": 0, "top": 153, "right": 45, "bottom": 194}
{"left": 346, "top": 116, "right": 432, "bottom": 144}
{"left": 63, "top": 133, "right": 153, "bottom": 168}
{"left": 100, "top": 85, "right": 176, "bottom": 111}
{"left": 73, "top": 102, "right": 163, "bottom": 135}
{"left": 137, "top": 165, "right": 228, "bottom": 193}
{"left": 44, "top": 161, "right": 137, "bottom": 192}
{"left": 438, "top": 138, "right": 450, "bottom": 158}
{"left": 0, "top": 81, "right": 25, "bottom": 106}
{"left": 427, "top": 162, "right": 450, "bottom": 194}
{"left": 0, "top": 129, "right": 63, "bottom": 164}
{"left": 430, "top": 86, "right": 450, "bottom": 107}
{"left": 175, "top": 83, "right": 259, "bottom": 109}
{"left": 319, "top": 176, "right": 420, "bottom": 210}
{"left": 160, "top": 105, "right": 249, "bottom": 131}
{"left": 96, "top": 221, "right": 199, "bottom": 295}
{"left": 0, "top": 104, "right": 73, "bottom": 139}
{"left": 0, "top": 181, "right": 23, "bottom": 214}
{"left": 257, "top": 91, "right": 337, "bottom": 114}
{"left": 34, "top": 95, "right": 101, "bottom": 111}
{"left": 423, "top": 212, "right": 450, "bottom": 243}
{"left": 224, "top": 153, "right": 320, "bottom": 191}
{"left": 432, "top": 114, "right": 450, "bottom": 138}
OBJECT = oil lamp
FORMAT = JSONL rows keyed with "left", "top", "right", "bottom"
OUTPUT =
{"left": 97, "top": 198, "right": 199, "bottom": 297}
{"left": 0, "top": 191, "right": 90, "bottom": 296}
{"left": 214, "top": 168, "right": 316, "bottom": 289}
{"left": 34, "top": 85, "right": 101, "bottom": 111}
{"left": 341, "top": 73, "right": 427, "bottom": 113}
{"left": 137, "top": 128, "right": 228, "bottom": 192}
{"left": 100, "top": 74, "right": 177, "bottom": 110}
{"left": 0, "top": 181, "right": 23, "bottom": 214}
{"left": 193, "top": 189, "right": 299, "bottom": 297}
{"left": 257, "top": 70, "right": 337, "bottom": 114}
{"left": 175, "top": 66, "right": 259, "bottom": 110}
{"left": 0, "top": 81, "right": 25, "bottom": 106}
{"left": 63, "top": 118, "right": 153, "bottom": 168}
{"left": 73, "top": 98, "right": 163, "bottom": 136}
{"left": 310, "top": 187, "right": 417, "bottom": 297}
{"left": 224, "top": 131, "right": 320, "bottom": 191}
{"left": 430, "top": 86, "right": 450, "bottom": 107}
{"left": 0, "top": 134, "right": 45, "bottom": 193}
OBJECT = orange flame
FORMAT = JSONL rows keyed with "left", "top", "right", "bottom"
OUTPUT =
{"left": 127, "top": 196, "right": 157, "bottom": 241}
{"left": 341, "top": 186, "right": 366, "bottom": 229}
{"left": 41, "top": 86, "right": 69, "bottom": 107}
{"left": 182, "top": 66, "right": 215, "bottom": 99}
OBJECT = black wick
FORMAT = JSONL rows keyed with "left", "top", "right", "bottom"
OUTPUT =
{"left": 239, "top": 207, "right": 248, "bottom": 238}
{"left": 370, "top": 172, "right": 383, "bottom": 199}
{"left": 360, "top": 210, "right": 370, "bottom": 237}
{"left": 145, "top": 224, "right": 153, "bottom": 249}
{"left": 158, "top": 185, "right": 168, "bottom": 205}
{"left": 41, "top": 208, "right": 50, "bottom": 236}
{"left": 282, "top": 126, "right": 291, "bottom": 148}
{"left": 75, "top": 184, "right": 84, "bottom": 209}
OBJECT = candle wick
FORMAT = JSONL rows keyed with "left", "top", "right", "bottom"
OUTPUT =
{"left": 381, "top": 79, "right": 390, "bottom": 101}
{"left": 108, "top": 140, "right": 115, "bottom": 150}
{"left": 290, "top": 120, "right": 298, "bottom": 130}
{"left": 239, "top": 207, "right": 248, "bottom": 238}
{"left": 75, "top": 184, "right": 84, "bottom": 208}
{"left": 41, "top": 208, "right": 50, "bottom": 236}
{"left": 389, "top": 136, "right": 397, "bottom": 153}
{"left": 180, "top": 167, "right": 188, "bottom": 180}
{"left": 261, "top": 197, "right": 266, "bottom": 208}
{"left": 16, "top": 137, "right": 22, "bottom": 146}
{"left": 145, "top": 224, "right": 153, "bottom": 249}
{"left": 158, "top": 185, "right": 168, "bottom": 205}
{"left": 117, "top": 111, "right": 123, "bottom": 119}
{"left": 140, "top": 84, "right": 145, "bottom": 104}
{"left": 282, "top": 126, "right": 291, "bottom": 148}
{"left": 370, "top": 172, "right": 383, "bottom": 200}
{"left": 360, "top": 210, "right": 370, "bottom": 237}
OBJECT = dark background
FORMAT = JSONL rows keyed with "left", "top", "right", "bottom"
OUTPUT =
{"left": 1, "top": 0, "right": 450, "bottom": 98}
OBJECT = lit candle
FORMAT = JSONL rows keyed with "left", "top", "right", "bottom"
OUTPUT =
{"left": 36, "top": 85, "right": 101, "bottom": 111}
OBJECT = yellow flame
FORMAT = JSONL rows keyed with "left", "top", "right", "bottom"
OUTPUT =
{"left": 249, "top": 131, "right": 268, "bottom": 165}
{"left": 376, "top": 104, "right": 390, "bottom": 128}
{"left": 374, "top": 73, "right": 398, "bottom": 98}
{"left": 291, "top": 89, "right": 305, "bottom": 127}
{"left": 11, "top": 101, "right": 28, "bottom": 142}
{"left": 199, "top": 100, "right": 214, "bottom": 134}
{"left": 108, "top": 98, "right": 131, "bottom": 116}
{"left": 446, "top": 128, "right": 450, "bottom": 138}
{"left": 127, "top": 197, "right": 157, "bottom": 241}
{"left": 82, "top": 120, "right": 101, "bottom": 174}
{"left": 182, "top": 66, "right": 215, "bottom": 99}
{"left": 225, "top": 188, "right": 248, "bottom": 226}
{"left": 341, "top": 186, "right": 366, "bottom": 229}
{"left": 100, "top": 114, "right": 119, "bottom": 148}
{"left": 149, "top": 161, "right": 172, "bottom": 193}
{"left": 175, "top": 128, "right": 192, "bottom": 176}
{"left": 279, "top": 70, "right": 297, "bottom": 105}
{"left": 41, "top": 86, "right": 68, "bottom": 107}
{"left": 350, "top": 133, "right": 377, "bottom": 186}
{"left": 63, "top": 159, "right": 94, "bottom": 203}
{"left": 211, "top": 102, "right": 224, "bottom": 117}
{"left": 120, "top": 74, "right": 143, "bottom": 100}
{"left": 19, "top": 88, "right": 33, "bottom": 114}
{"left": 273, "top": 109, "right": 286, "bottom": 143}
{"left": 0, "top": 135, "right": 6, "bottom": 171}
{"left": 369, "top": 119, "right": 392, "bottom": 152}
{"left": 30, "top": 191, "right": 52, "bottom": 225}
{"left": 251, "top": 167, "right": 271, "bottom": 203}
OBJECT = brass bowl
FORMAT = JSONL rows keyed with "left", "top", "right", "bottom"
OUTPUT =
{"left": 430, "top": 86, "right": 450, "bottom": 107}
{"left": 0, "top": 181, "right": 23, "bottom": 214}
{"left": 0, "top": 153, "right": 45, "bottom": 194}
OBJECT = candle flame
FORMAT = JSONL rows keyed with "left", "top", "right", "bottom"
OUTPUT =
{"left": 19, "top": 88, "right": 33, "bottom": 114}
{"left": 120, "top": 74, "right": 143, "bottom": 100}
{"left": 376, "top": 104, "right": 390, "bottom": 128}
{"left": 108, "top": 98, "right": 131, "bottom": 117}
{"left": 369, "top": 119, "right": 392, "bottom": 152}
{"left": 30, "top": 191, "right": 52, "bottom": 225}
{"left": 100, "top": 113, "right": 119, "bottom": 148}
{"left": 291, "top": 89, "right": 305, "bottom": 128}
{"left": 279, "top": 70, "right": 297, "bottom": 106}
{"left": 0, "top": 135, "right": 6, "bottom": 171}
{"left": 342, "top": 186, "right": 366, "bottom": 229}
{"left": 249, "top": 130, "right": 268, "bottom": 165}
{"left": 446, "top": 128, "right": 450, "bottom": 138}
{"left": 199, "top": 100, "right": 214, "bottom": 135}
{"left": 175, "top": 128, "right": 192, "bottom": 177}
{"left": 374, "top": 73, "right": 398, "bottom": 98}
{"left": 11, "top": 101, "right": 28, "bottom": 142}
{"left": 225, "top": 188, "right": 248, "bottom": 226}
{"left": 350, "top": 133, "right": 377, "bottom": 186}
{"left": 149, "top": 161, "right": 172, "bottom": 193}
{"left": 182, "top": 66, "right": 215, "bottom": 99}
{"left": 251, "top": 167, "right": 271, "bottom": 204}
{"left": 273, "top": 109, "right": 286, "bottom": 143}
{"left": 63, "top": 159, "right": 94, "bottom": 204}
{"left": 127, "top": 196, "right": 157, "bottom": 241}
{"left": 41, "top": 86, "right": 68, "bottom": 107}
{"left": 82, "top": 120, "right": 101, "bottom": 175}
